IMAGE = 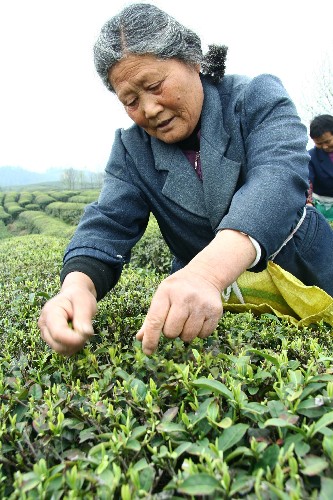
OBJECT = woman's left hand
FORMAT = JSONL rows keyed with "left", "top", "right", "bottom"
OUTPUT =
{"left": 136, "top": 229, "right": 257, "bottom": 355}
{"left": 136, "top": 266, "right": 223, "bottom": 354}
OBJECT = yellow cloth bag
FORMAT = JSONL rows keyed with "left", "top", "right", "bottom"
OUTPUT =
{"left": 223, "top": 261, "right": 333, "bottom": 327}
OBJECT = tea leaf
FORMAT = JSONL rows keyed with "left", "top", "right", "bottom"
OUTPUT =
{"left": 178, "top": 473, "right": 222, "bottom": 495}
{"left": 218, "top": 424, "right": 249, "bottom": 452}
{"left": 320, "top": 477, "right": 333, "bottom": 499}
{"left": 192, "top": 378, "right": 233, "bottom": 399}
{"left": 264, "top": 418, "right": 301, "bottom": 432}
{"left": 28, "top": 383, "right": 43, "bottom": 400}
{"left": 161, "top": 407, "right": 179, "bottom": 422}
{"left": 301, "top": 456, "right": 328, "bottom": 476}
{"left": 156, "top": 422, "right": 186, "bottom": 433}
{"left": 313, "top": 411, "right": 333, "bottom": 436}
{"left": 248, "top": 349, "right": 280, "bottom": 367}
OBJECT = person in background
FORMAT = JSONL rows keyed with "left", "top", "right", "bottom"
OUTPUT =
{"left": 307, "top": 114, "right": 333, "bottom": 220}
{"left": 38, "top": 3, "right": 333, "bottom": 357}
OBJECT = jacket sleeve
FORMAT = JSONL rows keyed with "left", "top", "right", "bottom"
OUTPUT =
{"left": 61, "top": 129, "right": 151, "bottom": 290}
{"left": 60, "top": 255, "right": 118, "bottom": 301}
{"left": 217, "top": 74, "right": 310, "bottom": 268}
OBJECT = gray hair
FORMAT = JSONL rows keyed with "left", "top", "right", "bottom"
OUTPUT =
{"left": 94, "top": 3, "right": 227, "bottom": 92}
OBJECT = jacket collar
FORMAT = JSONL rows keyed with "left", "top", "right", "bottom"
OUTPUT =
{"left": 151, "top": 77, "right": 241, "bottom": 230}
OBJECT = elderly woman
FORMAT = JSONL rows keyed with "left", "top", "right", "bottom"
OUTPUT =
{"left": 38, "top": 3, "right": 333, "bottom": 356}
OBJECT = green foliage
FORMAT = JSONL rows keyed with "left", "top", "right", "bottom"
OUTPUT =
{"left": 22, "top": 203, "right": 40, "bottom": 211}
{"left": 17, "top": 210, "right": 75, "bottom": 238}
{"left": 47, "top": 190, "right": 80, "bottom": 201}
{"left": 32, "top": 193, "right": 56, "bottom": 209}
{"left": 1, "top": 233, "right": 333, "bottom": 498}
{"left": 67, "top": 190, "right": 100, "bottom": 204}
{"left": 0, "top": 206, "right": 11, "bottom": 223}
{"left": 131, "top": 215, "right": 172, "bottom": 275}
{"left": 18, "top": 192, "right": 34, "bottom": 207}
{"left": 3, "top": 201, "right": 24, "bottom": 217}
{"left": 45, "top": 201, "right": 87, "bottom": 225}
{"left": 0, "top": 220, "right": 12, "bottom": 239}
{"left": 0, "top": 189, "right": 102, "bottom": 238}
{"left": 3, "top": 192, "right": 19, "bottom": 203}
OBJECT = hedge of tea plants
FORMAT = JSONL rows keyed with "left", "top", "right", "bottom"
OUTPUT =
{"left": 2, "top": 188, "right": 333, "bottom": 241}
{"left": 0, "top": 189, "right": 100, "bottom": 237}
{"left": 1, "top": 227, "right": 333, "bottom": 499}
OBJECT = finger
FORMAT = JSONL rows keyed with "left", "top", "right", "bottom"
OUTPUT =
{"left": 38, "top": 298, "right": 94, "bottom": 354}
{"left": 162, "top": 303, "right": 189, "bottom": 339}
{"left": 42, "top": 300, "right": 93, "bottom": 344}
{"left": 40, "top": 325, "right": 80, "bottom": 356}
{"left": 179, "top": 297, "right": 223, "bottom": 342}
{"left": 71, "top": 296, "right": 96, "bottom": 337}
{"left": 137, "top": 293, "right": 170, "bottom": 355}
{"left": 178, "top": 310, "right": 220, "bottom": 344}
{"left": 136, "top": 330, "right": 144, "bottom": 341}
{"left": 179, "top": 314, "right": 205, "bottom": 343}
{"left": 138, "top": 315, "right": 163, "bottom": 355}
{"left": 39, "top": 310, "right": 89, "bottom": 354}
{"left": 197, "top": 315, "right": 222, "bottom": 339}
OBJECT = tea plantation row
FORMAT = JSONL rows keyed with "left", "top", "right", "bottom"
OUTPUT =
{"left": 0, "top": 189, "right": 100, "bottom": 238}
{"left": 1, "top": 191, "right": 333, "bottom": 498}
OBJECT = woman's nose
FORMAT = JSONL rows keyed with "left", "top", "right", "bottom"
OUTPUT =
{"left": 141, "top": 96, "right": 163, "bottom": 118}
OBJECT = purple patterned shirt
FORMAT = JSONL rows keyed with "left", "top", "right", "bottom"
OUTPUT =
{"left": 183, "top": 149, "right": 202, "bottom": 180}
{"left": 179, "top": 127, "right": 202, "bottom": 180}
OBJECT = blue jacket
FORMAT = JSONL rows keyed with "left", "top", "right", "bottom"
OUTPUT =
{"left": 308, "top": 147, "right": 333, "bottom": 196}
{"left": 64, "top": 74, "right": 310, "bottom": 278}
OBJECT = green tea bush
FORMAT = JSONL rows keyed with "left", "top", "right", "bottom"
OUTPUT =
{"left": 68, "top": 190, "right": 100, "bottom": 204}
{"left": 131, "top": 216, "right": 172, "bottom": 275}
{"left": 3, "top": 201, "right": 24, "bottom": 217}
{"left": 22, "top": 203, "right": 40, "bottom": 211}
{"left": 47, "top": 190, "right": 80, "bottom": 201}
{"left": 17, "top": 210, "right": 75, "bottom": 238}
{"left": 0, "top": 206, "right": 11, "bottom": 223}
{"left": 3, "top": 192, "right": 19, "bottom": 203}
{"left": 18, "top": 192, "right": 34, "bottom": 206}
{"left": 45, "top": 201, "right": 87, "bottom": 225}
{"left": 0, "top": 220, "right": 12, "bottom": 238}
{"left": 33, "top": 193, "right": 56, "bottom": 209}
{"left": 1, "top": 230, "right": 333, "bottom": 498}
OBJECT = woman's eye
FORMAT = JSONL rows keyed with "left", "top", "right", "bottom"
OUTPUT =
{"left": 148, "top": 82, "right": 161, "bottom": 91}
{"left": 126, "top": 98, "right": 137, "bottom": 108}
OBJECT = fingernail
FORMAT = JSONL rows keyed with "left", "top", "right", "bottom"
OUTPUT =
{"left": 142, "top": 347, "right": 154, "bottom": 356}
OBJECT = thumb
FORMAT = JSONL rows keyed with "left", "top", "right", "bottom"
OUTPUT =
{"left": 72, "top": 319, "right": 94, "bottom": 338}
{"left": 70, "top": 294, "right": 97, "bottom": 338}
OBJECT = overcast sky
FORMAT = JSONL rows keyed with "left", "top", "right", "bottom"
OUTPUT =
{"left": 0, "top": 0, "right": 332, "bottom": 172}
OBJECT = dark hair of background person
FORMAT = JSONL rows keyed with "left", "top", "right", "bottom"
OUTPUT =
{"left": 310, "top": 114, "right": 333, "bottom": 139}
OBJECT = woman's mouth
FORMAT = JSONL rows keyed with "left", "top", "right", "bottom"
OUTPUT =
{"left": 157, "top": 117, "right": 174, "bottom": 129}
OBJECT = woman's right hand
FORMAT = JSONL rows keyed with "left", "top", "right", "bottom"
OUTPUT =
{"left": 38, "top": 272, "right": 97, "bottom": 356}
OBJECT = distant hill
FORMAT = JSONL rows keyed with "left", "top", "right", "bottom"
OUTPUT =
{"left": 0, "top": 166, "right": 103, "bottom": 189}
{"left": 0, "top": 167, "right": 64, "bottom": 187}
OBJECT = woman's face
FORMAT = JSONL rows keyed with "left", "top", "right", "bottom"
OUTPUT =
{"left": 109, "top": 54, "right": 204, "bottom": 143}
